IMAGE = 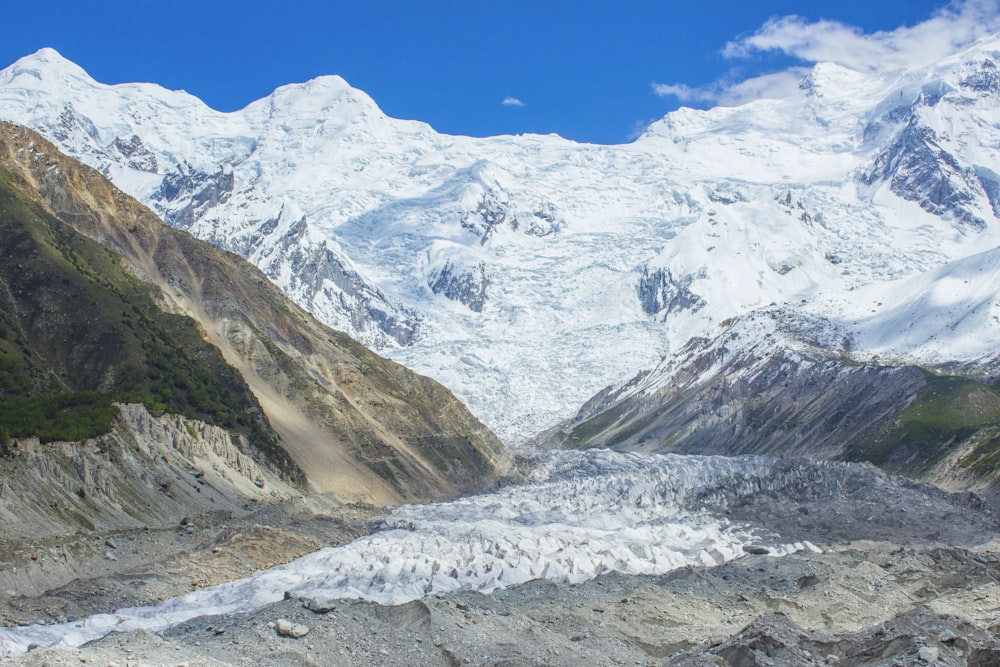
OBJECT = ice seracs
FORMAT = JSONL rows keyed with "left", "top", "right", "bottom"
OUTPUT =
{"left": 0, "top": 449, "right": 834, "bottom": 656}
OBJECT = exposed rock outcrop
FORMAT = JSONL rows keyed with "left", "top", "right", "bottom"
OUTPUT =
{"left": 428, "top": 260, "right": 490, "bottom": 312}
{"left": 0, "top": 404, "right": 296, "bottom": 544}
{"left": 151, "top": 164, "right": 234, "bottom": 230}
{"left": 637, "top": 266, "right": 705, "bottom": 319}
{"left": 461, "top": 190, "right": 517, "bottom": 243}
{"left": 861, "top": 117, "right": 990, "bottom": 230}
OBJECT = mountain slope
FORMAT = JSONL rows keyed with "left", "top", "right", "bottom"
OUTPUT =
{"left": 3, "top": 46, "right": 1000, "bottom": 446}
{"left": 0, "top": 138, "right": 288, "bottom": 474}
{"left": 0, "top": 121, "right": 510, "bottom": 504}
{"left": 539, "top": 307, "right": 1000, "bottom": 492}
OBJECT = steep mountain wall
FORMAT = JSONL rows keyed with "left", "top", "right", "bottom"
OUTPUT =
{"left": 0, "top": 122, "right": 511, "bottom": 504}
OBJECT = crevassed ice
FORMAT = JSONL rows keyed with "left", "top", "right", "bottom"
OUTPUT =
{"left": 0, "top": 450, "right": 820, "bottom": 656}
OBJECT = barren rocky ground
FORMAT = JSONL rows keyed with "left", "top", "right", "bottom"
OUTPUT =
{"left": 0, "top": 496, "right": 380, "bottom": 629}
{"left": 2, "top": 464, "right": 999, "bottom": 666}
{"left": 4, "top": 541, "right": 999, "bottom": 666}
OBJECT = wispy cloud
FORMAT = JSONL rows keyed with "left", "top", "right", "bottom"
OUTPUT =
{"left": 651, "top": 82, "right": 719, "bottom": 103}
{"left": 724, "top": 0, "right": 1000, "bottom": 72}
{"left": 653, "top": 0, "right": 1000, "bottom": 107}
{"left": 626, "top": 118, "right": 659, "bottom": 141}
{"left": 653, "top": 69, "right": 810, "bottom": 107}
{"left": 715, "top": 68, "right": 811, "bottom": 106}
{"left": 501, "top": 96, "right": 525, "bottom": 107}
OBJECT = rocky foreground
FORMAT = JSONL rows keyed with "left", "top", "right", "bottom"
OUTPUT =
{"left": 7, "top": 541, "right": 993, "bottom": 667}
{"left": 1, "top": 457, "right": 999, "bottom": 666}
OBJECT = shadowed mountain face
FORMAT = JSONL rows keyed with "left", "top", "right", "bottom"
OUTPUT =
{"left": 0, "top": 155, "right": 289, "bottom": 475}
{"left": 540, "top": 315, "right": 1000, "bottom": 497}
{"left": 0, "top": 121, "right": 511, "bottom": 505}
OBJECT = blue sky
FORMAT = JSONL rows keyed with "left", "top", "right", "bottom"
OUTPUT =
{"left": 2, "top": 1, "right": 992, "bottom": 143}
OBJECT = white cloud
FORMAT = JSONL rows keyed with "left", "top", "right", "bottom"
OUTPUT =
{"left": 716, "top": 68, "right": 811, "bottom": 106}
{"left": 502, "top": 96, "right": 525, "bottom": 107}
{"left": 724, "top": 0, "right": 1000, "bottom": 73}
{"left": 652, "top": 0, "right": 1000, "bottom": 107}
{"left": 651, "top": 82, "right": 720, "bottom": 103}
{"left": 626, "top": 118, "right": 659, "bottom": 141}
{"left": 653, "top": 70, "right": 808, "bottom": 107}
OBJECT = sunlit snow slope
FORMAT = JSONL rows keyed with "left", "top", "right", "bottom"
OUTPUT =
{"left": 4, "top": 44, "right": 1000, "bottom": 442}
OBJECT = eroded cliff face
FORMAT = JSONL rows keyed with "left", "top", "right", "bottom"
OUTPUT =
{"left": 0, "top": 404, "right": 296, "bottom": 542}
{"left": 0, "top": 121, "right": 511, "bottom": 505}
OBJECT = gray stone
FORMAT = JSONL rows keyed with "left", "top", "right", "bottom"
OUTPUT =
{"left": 918, "top": 646, "right": 939, "bottom": 663}
{"left": 742, "top": 545, "right": 770, "bottom": 555}
{"left": 303, "top": 596, "right": 337, "bottom": 614}
{"left": 276, "top": 618, "right": 309, "bottom": 638}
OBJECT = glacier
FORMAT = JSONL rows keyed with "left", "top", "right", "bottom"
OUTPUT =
{"left": 0, "top": 450, "right": 828, "bottom": 656}
{"left": 3, "top": 45, "right": 1000, "bottom": 443}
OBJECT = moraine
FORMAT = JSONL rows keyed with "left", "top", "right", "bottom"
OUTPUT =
{"left": 0, "top": 449, "right": 838, "bottom": 655}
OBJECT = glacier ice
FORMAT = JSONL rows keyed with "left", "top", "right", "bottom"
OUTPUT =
{"left": 0, "top": 450, "right": 826, "bottom": 656}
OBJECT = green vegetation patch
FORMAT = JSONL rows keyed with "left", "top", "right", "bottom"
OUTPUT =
{"left": 561, "top": 402, "right": 631, "bottom": 448}
{"left": 0, "top": 165, "right": 297, "bottom": 479}
{"left": 847, "top": 370, "right": 1000, "bottom": 473}
{"left": 958, "top": 432, "right": 1000, "bottom": 475}
{"left": 0, "top": 391, "right": 117, "bottom": 445}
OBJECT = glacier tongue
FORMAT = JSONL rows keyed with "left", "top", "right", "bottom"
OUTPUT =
{"left": 0, "top": 450, "right": 827, "bottom": 656}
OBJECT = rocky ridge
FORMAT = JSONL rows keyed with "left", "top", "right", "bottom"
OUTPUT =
{"left": 0, "top": 121, "right": 511, "bottom": 506}
{"left": 541, "top": 307, "right": 1000, "bottom": 497}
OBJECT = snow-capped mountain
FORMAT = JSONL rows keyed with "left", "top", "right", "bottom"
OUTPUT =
{"left": 3, "top": 44, "right": 1000, "bottom": 444}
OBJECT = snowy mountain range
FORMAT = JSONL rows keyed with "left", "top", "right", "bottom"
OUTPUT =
{"left": 3, "top": 44, "right": 1000, "bottom": 446}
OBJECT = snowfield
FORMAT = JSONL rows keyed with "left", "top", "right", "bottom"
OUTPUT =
{"left": 4, "top": 44, "right": 1000, "bottom": 442}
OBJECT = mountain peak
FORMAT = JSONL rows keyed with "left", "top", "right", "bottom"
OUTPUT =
{"left": 256, "top": 73, "right": 385, "bottom": 121}
{"left": 2, "top": 47, "right": 94, "bottom": 85}
{"left": 800, "top": 61, "right": 874, "bottom": 98}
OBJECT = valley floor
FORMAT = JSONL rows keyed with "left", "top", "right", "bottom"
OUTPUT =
{"left": 0, "top": 497, "right": 380, "bottom": 629}
{"left": 4, "top": 544, "right": 999, "bottom": 666}
{"left": 1, "top": 456, "right": 999, "bottom": 666}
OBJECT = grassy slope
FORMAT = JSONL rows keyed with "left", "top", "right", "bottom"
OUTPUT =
{"left": 844, "top": 369, "right": 1000, "bottom": 475}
